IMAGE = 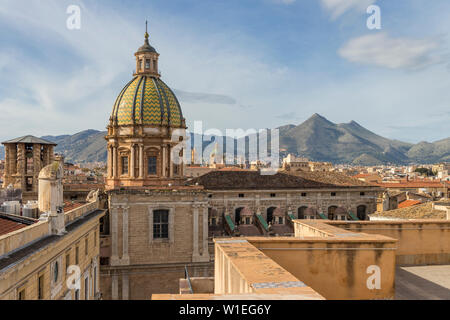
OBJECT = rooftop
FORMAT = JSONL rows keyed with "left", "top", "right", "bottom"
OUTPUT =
{"left": 0, "top": 214, "right": 36, "bottom": 236}
{"left": 372, "top": 202, "right": 447, "bottom": 219}
{"left": 187, "top": 171, "right": 376, "bottom": 190}
{"left": 1, "top": 135, "right": 57, "bottom": 145}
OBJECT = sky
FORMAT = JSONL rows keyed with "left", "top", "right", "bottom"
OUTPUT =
{"left": 0, "top": 0, "right": 449, "bottom": 143}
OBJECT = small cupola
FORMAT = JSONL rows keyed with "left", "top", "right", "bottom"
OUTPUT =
{"left": 134, "top": 21, "right": 160, "bottom": 77}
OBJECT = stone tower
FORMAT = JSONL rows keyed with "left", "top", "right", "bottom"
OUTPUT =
{"left": 2, "top": 135, "right": 56, "bottom": 201}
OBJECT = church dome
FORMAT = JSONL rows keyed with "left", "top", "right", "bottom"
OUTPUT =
{"left": 111, "top": 75, "right": 184, "bottom": 127}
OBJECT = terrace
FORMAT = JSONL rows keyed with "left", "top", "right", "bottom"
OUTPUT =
{"left": 153, "top": 218, "right": 450, "bottom": 300}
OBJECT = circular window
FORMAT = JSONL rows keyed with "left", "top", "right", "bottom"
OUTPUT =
{"left": 53, "top": 261, "right": 59, "bottom": 283}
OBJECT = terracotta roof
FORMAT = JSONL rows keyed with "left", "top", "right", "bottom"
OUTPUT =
{"left": 372, "top": 202, "right": 446, "bottom": 219}
{"left": 187, "top": 171, "right": 362, "bottom": 190}
{"left": 398, "top": 200, "right": 422, "bottom": 209}
{"left": 63, "top": 201, "right": 86, "bottom": 212}
{"left": 0, "top": 215, "right": 36, "bottom": 236}
{"left": 292, "top": 171, "right": 376, "bottom": 187}
{"left": 377, "top": 182, "right": 445, "bottom": 188}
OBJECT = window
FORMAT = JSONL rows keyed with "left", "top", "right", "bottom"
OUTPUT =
{"left": 85, "top": 237, "right": 88, "bottom": 256}
{"left": 75, "top": 289, "right": 80, "bottom": 300}
{"left": 360, "top": 192, "right": 365, "bottom": 196}
{"left": 18, "top": 289, "right": 25, "bottom": 300}
{"left": 245, "top": 217, "right": 251, "bottom": 225}
{"left": 121, "top": 156, "right": 129, "bottom": 175}
{"left": 278, "top": 217, "right": 283, "bottom": 224}
{"left": 148, "top": 156, "right": 157, "bottom": 175}
{"left": 75, "top": 246, "right": 79, "bottom": 265}
{"left": 211, "top": 217, "right": 216, "bottom": 226}
{"left": 238, "top": 193, "right": 244, "bottom": 198}
{"left": 270, "top": 193, "right": 276, "bottom": 198}
{"left": 65, "top": 253, "right": 70, "bottom": 273}
{"left": 301, "top": 193, "right": 307, "bottom": 197}
{"left": 145, "top": 59, "right": 150, "bottom": 69}
{"left": 208, "top": 194, "right": 213, "bottom": 198}
{"left": 94, "top": 231, "right": 97, "bottom": 247}
{"left": 331, "top": 192, "right": 336, "bottom": 197}
{"left": 153, "top": 210, "right": 169, "bottom": 239}
{"left": 53, "top": 261, "right": 59, "bottom": 283}
{"left": 38, "top": 275, "right": 44, "bottom": 300}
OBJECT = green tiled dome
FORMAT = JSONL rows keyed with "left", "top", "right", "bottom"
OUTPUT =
{"left": 111, "top": 76, "right": 183, "bottom": 127}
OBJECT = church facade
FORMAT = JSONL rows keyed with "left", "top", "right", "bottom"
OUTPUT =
{"left": 100, "top": 29, "right": 212, "bottom": 300}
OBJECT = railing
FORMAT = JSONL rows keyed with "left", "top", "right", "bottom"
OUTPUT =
{"left": 64, "top": 200, "right": 99, "bottom": 225}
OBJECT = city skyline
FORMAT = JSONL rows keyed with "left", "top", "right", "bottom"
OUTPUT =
{"left": 0, "top": 0, "right": 449, "bottom": 144}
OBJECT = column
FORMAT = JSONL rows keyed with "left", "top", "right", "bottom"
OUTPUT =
{"left": 122, "top": 206, "right": 130, "bottom": 264}
{"left": 49, "top": 146, "right": 54, "bottom": 162}
{"left": 168, "top": 145, "right": 173, "bottom": 177}
{"left": 162, "top": 145, "right": 167, "bottom": 177}
{"left": 130, "top": 145, "right": 135, "bottom": 178}
{"left": 111, "top": 206, "right": 119, "bottom": 265}
{"left": 113, "top": 146, "right": 117, "bottom": 178}
{"left": 122, "top": 274, "right": 129, "bottom": 300}
{"left": 201, "top": 204, "right": 210, "bottom": 260}
{"left": 10, "top": 145, "right": 17, "bottom": 175}
{"left": 107, "top": 146, "right": 112, "bottom": 178}
{"left": 111, "top": 274, "right": 119, "bottom": 300}
{"left": 192, "top": 204, "right": 200, "bottom": 261}
{"left": 139, "top": 144, "right": 144, "bottom": 178}
{"left": 4, "top": 145, "right": 10, "bottom": 177}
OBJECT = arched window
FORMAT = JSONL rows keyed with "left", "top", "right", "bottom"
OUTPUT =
{"left": 298, "top": 206, "right": 308, "bottom": 219}
{"left": 357, "top": 205, "right": 367, "bottom": 220}
{"left": 235, "top": 207, "right": 244, "bottom": 226}
{"left": 328, "top": 206, "right": 338, "bottom": 220}
{"left": 267, "top": 207, "right": 277, "bottom": 224}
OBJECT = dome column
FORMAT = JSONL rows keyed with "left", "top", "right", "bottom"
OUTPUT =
{"left": 107, "top": 146, "right": 112, "bottom": 178}
{"left": 162, "top": 145, "right": 167, "bottom": 177}
{"left": 169, "top": 145, "right": 173, "bottom": 178}
{"left": 130, "top": 144, "right": 135, "bottom": 179}
{"left": 138, "top": 144, "right": 144, "bottom": 179}
{"left": 112, "top": 145, "right": 118, "bottom": 179}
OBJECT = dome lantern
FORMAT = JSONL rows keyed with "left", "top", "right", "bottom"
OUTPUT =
{"left": 134, "top": 21, "right": 160, "bottom": 77}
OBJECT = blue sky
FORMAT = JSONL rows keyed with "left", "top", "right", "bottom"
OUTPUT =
{"left": 0, "top": 0, "right": 449, "bottom": 143}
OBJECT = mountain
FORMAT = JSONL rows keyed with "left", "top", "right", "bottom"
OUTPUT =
{"left": 278, "top": 113, "right": 415, "bottom": 165}
{"left": 41, "top": 130, "right": 108, "bottom": 163}
{"left": 0, "top": 114, "right": 449, "bottom": 165}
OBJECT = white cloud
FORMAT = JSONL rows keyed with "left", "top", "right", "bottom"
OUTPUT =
{"left": 320, "top": 0, "right": 376, "bottom": 19}
{"left": 338, "top": 33, "right": 443, "bottom": 69}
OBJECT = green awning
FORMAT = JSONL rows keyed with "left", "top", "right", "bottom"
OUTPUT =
{"left": 319, "top": 213, "right": 328, "bottom": 220}
{"left": 256, "top": 214, "right": 269, "bottom": 231}
{"left": 348, "top": 211, "right": 359, "bottom": 221}
{"left": 225, "top": 215, "right": 235, "bottom": 231}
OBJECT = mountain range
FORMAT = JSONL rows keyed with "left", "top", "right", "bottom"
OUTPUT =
{"left": 0, "top": 114, "right": 448, "bottom": 165}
